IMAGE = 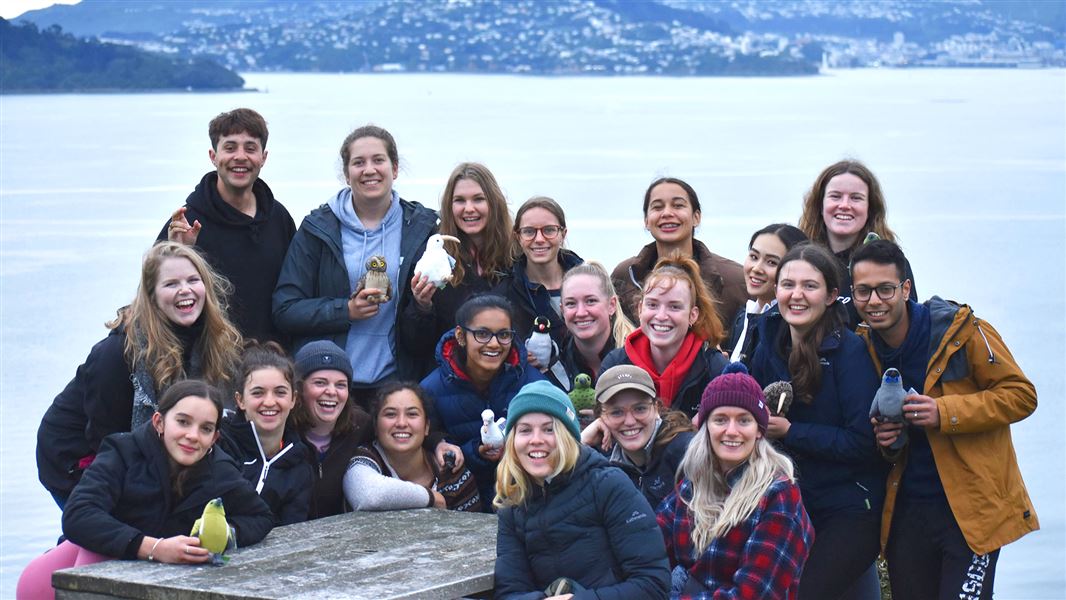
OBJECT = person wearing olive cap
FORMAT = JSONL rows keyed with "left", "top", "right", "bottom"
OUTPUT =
{"left": 580, "top": 365, "right": 694, "bottom": 508}
{"left": 493, "top": 380, "right": 670, "bottom": 599}
{"left": 656, "top": 362, "right": 814, "bottom": 598}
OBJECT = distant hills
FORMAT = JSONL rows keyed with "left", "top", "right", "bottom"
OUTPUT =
{"left": 1, "top": 19, "right": 244, "bottom": 93}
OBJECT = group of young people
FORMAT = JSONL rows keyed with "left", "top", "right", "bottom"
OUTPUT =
{"left": 20, "top": 107, "right": 1037, "bottom": 600}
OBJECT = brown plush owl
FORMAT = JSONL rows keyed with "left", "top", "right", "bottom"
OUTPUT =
{"left": 353, "top": 255, "right": 392, "bottom": 304}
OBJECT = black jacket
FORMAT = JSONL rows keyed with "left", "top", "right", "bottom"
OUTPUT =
{"left": 218, "top": 416, "right": 313, "bottom": 526}
{"left": 158, "top": 172, "right": 296, "bottom": 344}
{"left": 494, "top": 446, "right": 670, "bottom": 599}
{"left": 62, "top": 422, "right": 273, "bottom": 559}
{"left": 493, "top": 249, "right": 584, "bottom": 346}
{"left": 600, "top": 345, "right": 728, "bottom": 420}
{"left": 611, "top": 429, "right": 694, "bottom": 510}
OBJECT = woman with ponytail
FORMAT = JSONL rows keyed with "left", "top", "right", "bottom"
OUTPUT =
{"left": 748, "top": 243, "right": 885, "bottom": 599}
{"left": 657, "top": 363, "right": 814, "bottom": 597}
{"left": 601, "top": 254, "right": 728, "bottom": 420}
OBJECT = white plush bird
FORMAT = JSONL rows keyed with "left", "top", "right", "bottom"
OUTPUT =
{"left": 414, "top": 234, "right": 461, "bottom": 288}
{"left": 525, "top": 316, "right": 555, "bottom": 368}
{"left": 480, "top": 408, "right": 506, "bottom": 449}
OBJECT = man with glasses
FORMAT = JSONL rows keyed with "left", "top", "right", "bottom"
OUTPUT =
{"left": 850, "top": 240, "right": 1038, "bottom": 600}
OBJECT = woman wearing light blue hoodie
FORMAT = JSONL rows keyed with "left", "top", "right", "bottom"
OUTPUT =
{"left": 273, "top": 125, "right": 437, "bottom": 404}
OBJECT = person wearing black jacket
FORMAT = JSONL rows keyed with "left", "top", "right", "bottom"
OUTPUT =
{"left": 18, "top": 381, "right": 272, "bottom": 600}
{"left": 161, "top": 108, "right": 295, "bottom": 345}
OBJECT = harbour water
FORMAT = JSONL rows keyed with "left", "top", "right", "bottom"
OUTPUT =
{"left": 1, "top": 69, "right": 1063, "bottom": 597}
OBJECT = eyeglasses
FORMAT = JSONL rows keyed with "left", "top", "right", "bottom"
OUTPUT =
{"left": 603, "top": 402, "right": 655, "bottom": 422}
{"left": 852, "top": 281, "right": 906, "bottom": 302}
{"left": 517, "top": 225, "right": 564, "bottom": 241}
{"left": 461, "top": 326, "right": 515, "bottom": 344}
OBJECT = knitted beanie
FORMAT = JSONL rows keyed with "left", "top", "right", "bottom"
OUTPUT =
{"left": 294, "top": 340, "right": 353, "bottom": 382}
{"left": 697, "top": 362, "right": 769, "bottom": 433}
{"left": 504, "top": 380, "right": 582, "bottom": 441}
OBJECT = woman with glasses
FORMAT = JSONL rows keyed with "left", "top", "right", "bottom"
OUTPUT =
{"left": 403, "top": 163, "right": 514, "bottom": 377}
{"left": 798, "top": 159, "right": 917, "bottom": 329}
{"left": 495, "top": 197, "right": 583, "bottom": 368}
{"left": 611, "top": 177, "right": 746, "bottom": 338}
{"left": 748, "top": 243, "right": 885, "bottom": 600}
{"left": 601, "top": 254, "right": 729, "bottom": 421}
{"left": 580, "top": 365, "right": 693, "bottom": 509}
{"left": 420, "top": 295, "right": 545, "bottom": 507}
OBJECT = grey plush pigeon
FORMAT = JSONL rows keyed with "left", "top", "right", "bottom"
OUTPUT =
{"left": 870, "top": 367, "right": 908, "bottom": 451}
{"left": 762, "top": 381, "right": 794, "bottom": 417}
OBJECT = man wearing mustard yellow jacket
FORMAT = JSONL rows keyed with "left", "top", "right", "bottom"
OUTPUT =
{"left": 849, "top": 240, "right": 1038, "bottom": 600}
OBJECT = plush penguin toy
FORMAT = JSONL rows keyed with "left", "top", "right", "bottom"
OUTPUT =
{"left": 568, "top": 373, "right": 596, "bottom": 412}
{"left": 414, "top": 234, "right": 462, "bottom": 288}
{"left": 190, "top": 498, "right": 235, "bottom": 565}
{"left": 870, "top": 367, "right": 910, "bottom": 451}
{"left": 525, "top": 316, "right": 554, "bottom": 367}
{"left": 353, "top": 255, "right": 392, "bottom": 304}
{"left": 480, "top": 409, "right": 506, "bottom": 449}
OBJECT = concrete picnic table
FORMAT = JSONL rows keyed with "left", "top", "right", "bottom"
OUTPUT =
{"left": 54, "top": 508, "right": 498, "bottom": 600}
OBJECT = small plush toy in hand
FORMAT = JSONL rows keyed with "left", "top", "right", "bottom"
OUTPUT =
{"left": 190, "top": 498, "right": 236, "bottom": 565}
{"left": 869, "top": 367, "right": 910, "bottom": 451}
{"left": 353, "top": 255, "right": 392, "bottom": 304}
{"left": 480, "top": 409, "right": 506, "bottom": 449}
{"left": 568, "top": 373, "right": 596, "bottom": 412}
{"left": 414, "top": 234, "right": 461, "bottom": 288}
{"left": 762, "top": 380, "right": 794, "bottom": 417}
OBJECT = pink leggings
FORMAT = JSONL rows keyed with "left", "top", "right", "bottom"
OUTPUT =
{"left": 17, "top": 541, "right": 110, "bottom": 600}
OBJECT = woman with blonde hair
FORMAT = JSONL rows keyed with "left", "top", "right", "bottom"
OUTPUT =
{"left": 601, "top": 253, "right": 728, "bottom": 420}
{"left": 404, "top": 162, "right": 514, "bottom": 375}
{"left": 493, "top": 381, "right": 670, "bottom": 598}
{"left": 36, "top": 241, "right": 242, "bottom": 507}
{"left": 657, "top": 363, "right": 814, "bottom": 597}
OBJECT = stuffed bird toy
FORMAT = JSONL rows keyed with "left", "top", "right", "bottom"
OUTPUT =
{"left": 568, "top": 373, "right": 596, "bottom": 412}
{"left": 525, "top": 316, "right": 555, "bottom": 368}
{"left": 869, "top": 367, "right": 909, "bottom": 451}
{"left": 353, "top": 255, "right": 392, "bottom": 304}
{"left": 414, "top": 234, "right": 462, "bottom": 288}
{"left": 480, "top": 409, "right": 506, "bottom": 449}
{"left": 762, "top": 380, "right": 794, "bottom": 417}
{"left": 190, "top": 498, "right": 235, "bottom": 565}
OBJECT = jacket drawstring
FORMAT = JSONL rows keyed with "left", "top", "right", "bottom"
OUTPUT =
{"left": 974, "top": 319, "right": 996, "bottom": 364}
{"left": 249, "top": 421, "right": 294, "bottom": 494}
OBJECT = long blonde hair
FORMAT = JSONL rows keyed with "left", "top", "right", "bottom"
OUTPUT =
{"left": 678, "top": 425, "right": 795, "bottom": 554}
{"left": 561, "top": 261, "right": 635, "bottom": 348}
{"left": 493, "top": 416, "right": 581, "bottom": 509}
{"left": 109, "top": 241, "right": 242, "bottom": 393}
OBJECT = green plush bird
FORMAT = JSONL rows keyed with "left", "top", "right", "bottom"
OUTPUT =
{"left": 568, "top": 373, "right": 596, "bottom": 412}
{"left": 190, "top": 498, "right": 235, "bottom": 565}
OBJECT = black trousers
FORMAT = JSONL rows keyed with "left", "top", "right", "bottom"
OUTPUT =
{"left": 886, "top": 497, "right": 1000, "bottom": 600}
{"left": 800, "top": 511, "right": 882, "bottom": 600}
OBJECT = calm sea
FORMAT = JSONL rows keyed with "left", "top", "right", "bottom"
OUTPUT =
{"left": 1, "top": 69, "right": 1063, "bottom": 597}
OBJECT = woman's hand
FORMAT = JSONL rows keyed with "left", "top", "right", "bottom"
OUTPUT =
{"left": 526, "top": 353, "right": 547, "bottom": 372}
{"left": 766, "top": 415, "right": 791, "bottom": 439}
{"left": 348, "top": 288, "right": 383, "bottom": 320}
{"left": 429, "top": 489, "right": 447, "bottom": 509}
{"left": 580, "top": 417, "right": 609, "bottom": 449}
{"left": 433, "top": 440, "right": 464, "bottom": 472}
{"left": 478, "top": 444, "right": 503, "bottom": 462}
{"left": 139, "top": 535, "right": 211, "bottom": 564}
{"left": 166, "top": 207, "right": 201, "bottom": 245}
{"left": 410, "top": 272, "right": 437, "bottom": 311}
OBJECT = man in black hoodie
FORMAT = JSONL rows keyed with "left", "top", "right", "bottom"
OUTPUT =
{"left": 160, "top": 108, "right": 296, "bottom": 344}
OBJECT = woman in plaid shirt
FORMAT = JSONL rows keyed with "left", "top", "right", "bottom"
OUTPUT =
{"left": 657, "top": 363, "right": 814, "bottom": 599}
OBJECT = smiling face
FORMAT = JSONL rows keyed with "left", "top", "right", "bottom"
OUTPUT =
{"left": 344, "top": 136, "right": 398, "bottom": 205}
{"left": 236, "top": 367, "right": 294, "bottom": 436}
{"left": 450, "top": 178, "right": 490, "bottom": 244}
{"left": 639, "top": 280, "right": 697, "bottom": 352}
{"left": 152, "top": 395, "right": 220, "bottom": 467}
{"left": 561, "top": 273, "right": 615, "bottom": 344}
{"left": 776, "top": 259, "right": 836, "bottom": 335}
{"left": 457, "top": 308, "right": 512, "bottom": 382}
{"left": 644, "top": 182, "right": 701, "bottom": 247}
{"left": 744, "top": 233, "right": 787, "bottom": 305}
{"left": 153, "top": 257, "right": 206, "bottom": 327}
{"left": 851, "top": 260, "right": 911, "bottom": 342}
{"left": 601, "top": 390, "right": 658, "bottom": 454}
{"left": 707, "top": 406, "right": 760, "bottom": 473}
{"left": 209, "top": 131, "right": 266, "bottom": 193}
{"left": 375, "top": 389, "right": 428, "bottom": 456}
{"left": 821, "top": 172, "right": 869, "bottom": 252}
{"left": 300, "top": 369, "right": 350, "bottom": 432}
{"left": 516, "top": 206, "right": 565, "bottom": 267}
{"left": 513, "top": 412, "right": 558, "bottom": 485}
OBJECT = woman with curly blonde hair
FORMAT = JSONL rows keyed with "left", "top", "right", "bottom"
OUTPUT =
{"left": 36, "top": 241, "right": 242, "bottom": 507}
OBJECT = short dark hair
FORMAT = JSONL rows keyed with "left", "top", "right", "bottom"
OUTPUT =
{"left": 368, "top": 381, "right": 437, "bottom": 434}
{"left": 340, "top": 124, "right": 399, "bottom": 172}
{"left": 208, "top": 108, "right": 268, "bottom": 150}
{"left": 850, "top": 239, "right": 908, "bottom": 281}
{"left": 642, "top": 177, "right": 702, "bottom": 217}
{"left": 455, "top": 294, "right": 514, "bottom": 330}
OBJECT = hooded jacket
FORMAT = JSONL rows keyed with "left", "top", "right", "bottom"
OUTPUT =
{"left": 493, "top": 249, "right": 584, "bottom": 346}
{"left": 611, "top": 240, "right": 746, "bottom": 339}
{"left": 272, "top": 193, "right": 437, "bottom": 381}
{"left": 420, "top": 330, "right": 545, "bottom": 504}
{"left": 218, "top": 415, "right": 313, "bottom": 526}
{"left": 62, "top": 422, "right": 273, "bottom": 559}
{"left": 610, "top": 427, "right": 694, "bottom": 510}
{"left": 857, "top": 296, "right": 1039, "bottom": 555}
{"left": 494, "top": 446, "right": 670, "bottom": 599}
{"left": 600, "top": 342, "right": 728, "bottom": 420}
{"left": 158, "top": 172, "right": 295, "bottom": 344}
{"left": 748, "top": 312, "right": 886, "bottom": 522}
